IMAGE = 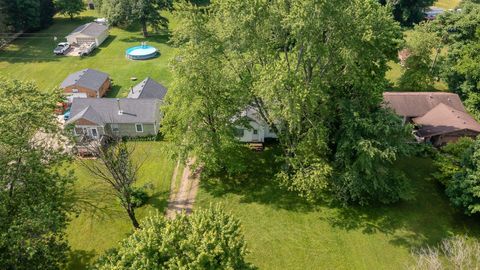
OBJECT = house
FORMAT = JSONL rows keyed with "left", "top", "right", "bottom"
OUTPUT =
{"left": 66, "top": 98, "right": 161, "bottom": 139}
{"left": 127, "top": 77, "right": 168, "bottom": 100}
{"left": 235, "top": 107, "right": 278, "bottom": 143}
{"left": 66, "top": 22, "right": 108, "bottom": 46}
{"left": 61, "top": 69, "right": 110, "bottom": 98}
{"left": 383, "top": 92, "right": 480, "bottom": 146}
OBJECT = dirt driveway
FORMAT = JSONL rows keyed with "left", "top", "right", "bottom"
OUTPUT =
{"left": 165, "top": 159, "right": 201, "bottom": 219}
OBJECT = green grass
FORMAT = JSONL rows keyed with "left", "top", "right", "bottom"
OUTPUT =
{"left": 196, "top": 149, "right": 480, "bottom": 270}
{"left": 0, "top": 10, "right": 177, "bottom": 97}
{"left": 65, "top": 141, "right": 176, "bottom": 270}
{"left": 435, "top": 0, "right": 461, "bottom": 9}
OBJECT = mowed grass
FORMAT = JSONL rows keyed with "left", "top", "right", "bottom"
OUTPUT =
{"left": 0, "top": 10, "right": 177, "bottom": 97}
{"left": 435, "top": 0, "right": 462, "bottom": 9}
{"left": 65, "top": 141, "right": 176, "bottom": 270}
{"left": 196, "top": 150, "right": 480, "bottom": 270}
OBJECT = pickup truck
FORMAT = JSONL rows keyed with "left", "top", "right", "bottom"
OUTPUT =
{"left": 53, "top": 42, "right": 70, "bottom": 55}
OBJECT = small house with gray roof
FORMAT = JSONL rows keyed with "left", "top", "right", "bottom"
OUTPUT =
{"left": 66, "top": 22, "right": 109, "bottom": 46}
{"left": 61, "top": 69, "right": 110, "bottom": 98}
{"left": 66, "top": 98, "right": 161, "bottom": 139}
{"left": 128, "top": 77, "right": 168, "bottom": 100}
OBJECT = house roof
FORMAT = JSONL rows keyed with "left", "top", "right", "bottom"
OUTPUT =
{"left": 60, "top": 69, "right": 109, "bottom": 91}
{"left": 383, "top": 92, "right": 465, "bottom": 117}
{"left": 67, "top": 22, "right": 108, "bottom": 38}
{"left": 127, "top": 77, "right": 167, "bottom": 100}
{"left": 66, "top": 98, "right": 160, "bottom": 125}
{"left": 413, "top": 103, "right": 480, "bottom": 137}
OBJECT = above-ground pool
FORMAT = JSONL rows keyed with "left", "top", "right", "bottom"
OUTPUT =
{"left": 125, "top": 44, "right": 158, "bottom": 60}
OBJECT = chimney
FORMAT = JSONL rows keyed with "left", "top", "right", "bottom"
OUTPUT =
{"left": 117, "top": 98, "right": 123, "bottom": 115}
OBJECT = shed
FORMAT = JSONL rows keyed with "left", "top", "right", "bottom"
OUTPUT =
{"left": 66, "top": 22, "right": 109, "bottom": 46}
{"left": 61, "top": 69, "right": 110, "bottom": 98}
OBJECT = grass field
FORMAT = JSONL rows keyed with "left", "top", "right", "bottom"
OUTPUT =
{"left": 196, "top": 150, "right": 480, "bottom": 270}
{"left": 435, "top": 0, "right": 462, "bottom": 9}
{"left": 65, "top": 141, "right": 176, "bottom": 269}
{"left": 0, "top": 10, "right": 176, "bottom": 97}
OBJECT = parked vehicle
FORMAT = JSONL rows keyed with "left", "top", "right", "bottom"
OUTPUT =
{"left": 54, "top": 42, "right": 70, "bottom": 55}
{"left": 79, "top": 42, "right": 97, "bottom": 56}
{"left": 63, "top": 109, "right": 71, "bottom": 121}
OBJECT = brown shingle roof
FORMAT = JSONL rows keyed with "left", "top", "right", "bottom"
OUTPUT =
{"left": 413, "top": 103, "right": 480, "bottom": 137}
{"left": 383, "top": 92, "right": 465, "bottom": 117}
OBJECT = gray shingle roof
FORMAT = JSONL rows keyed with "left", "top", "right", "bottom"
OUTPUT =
{"left": 60, "top": 69, "right": 109, "bottom": 92}
{"left": 127, "top": 77, "right": 167, "bottom": 100}
{"left": 67, "top": 22, "right": 108, "bottom": 38}
{"left": 383, "top": 92, "right": 465, "bottom": 118}
{"left": 67, "top": 98, "right": 160, "bottom": 125}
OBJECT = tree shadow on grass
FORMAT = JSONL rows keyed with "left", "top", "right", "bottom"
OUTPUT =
{"left": 145, "top": 190, "right": 170, "bottom": 211}
{"left": 200, "top": 145, "right": 316, "bottom": 213}
{"left": 66, "top": 249, "right": 96, "bottom": 270}
{"left": 201, "top": 150, "right": 480, "bottom": 251}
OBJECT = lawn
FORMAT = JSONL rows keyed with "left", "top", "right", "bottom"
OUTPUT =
{"left": 0, "top": 9, "right": 177, "bottom": 97}
{"left": 196, "top": 149, "right": 480, "bottom": 270}
{"left": 65, "top": 141, "right": 177, "bottom": 270}
{"left": 435, "top": 0, "right": 462, "bottom": 9}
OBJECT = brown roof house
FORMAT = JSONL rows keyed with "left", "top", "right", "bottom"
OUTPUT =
{"left": 383, "top": 92, "right": 480, "bottom": 146}
{"left": 61, "top": 69, "right": 110, "bottom": 98}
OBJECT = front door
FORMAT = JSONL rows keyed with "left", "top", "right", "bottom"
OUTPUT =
{"left": 90, "top": 128, "right": 98, "bottom": 138}
{"left": 252, "top": 129, "right": 259, "bottom": 142}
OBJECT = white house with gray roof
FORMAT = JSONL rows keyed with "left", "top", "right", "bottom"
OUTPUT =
{"left": 66, "top": 22, "right": 109, "bottom": 46}
{"left": 128, "top": 77, "right": 168, "bottom": 100}
{"left": 66, "top": 98, "right": 161, "bottom": 139}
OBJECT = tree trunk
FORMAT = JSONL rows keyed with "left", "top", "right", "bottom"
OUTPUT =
{"left": 141, "top": 21, "right": 148, "bottom": 37}
{"left": 126, "top": 206, "right": 140, "bottom": 229}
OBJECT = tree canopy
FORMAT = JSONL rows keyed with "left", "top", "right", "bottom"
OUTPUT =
{"left": 2, "top": 0, "right": 55, "bottom": 32}
{"left": 427, "top": 1, "right": 480, "bottom": 118}
{"left": 163, "top": 0, "right": 413, "bottom": 205}
{"left": 54, "top": 0, "right": 85, "bottom": 19}
{"left": 0, "top": 79, "right": 74, "bottom": 269}
{"left": 96, "top": 0, "right": 173, "bottom": 37}
{"left": 378, "top": 0, "right": 435, "bottom": 26}
{"left": 94, "top": 206, "right": 254, "bottom": 269}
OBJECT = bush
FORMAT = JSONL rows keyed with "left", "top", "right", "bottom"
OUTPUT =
{"left": 130, "top": 188, "right": 149, "bottom": 208}
{"left": 411, "top": 236, "right": 480, "bottom": 269}
{"left": 94, "top": 206, "right": 254, "bottom": 269}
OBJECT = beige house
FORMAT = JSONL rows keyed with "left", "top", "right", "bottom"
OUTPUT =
{"left": 66, "top": 22, "right": 109, "bottom": 46}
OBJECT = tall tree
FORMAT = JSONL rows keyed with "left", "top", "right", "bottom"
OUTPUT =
{"left": 429, "top": 1, "right": 480, "bottom": 118}
{"left": 97, "top": 0, "right": 173, "bottom": 37}
{"left": 399, "top": 22, "right": 442, "bottom": 91}
{"left": 164, "top": 0, "right": 413, "bottom": 204}
{"left": 378, "top": 0, "right": 435, "bottom": 26}
{"left": 0, "top": 79, "right": 74, "bottom": 269}
{"left": 80, "top": 138, "right": 143, "bottom": 229}
{"left": 3, "top": 0, "right": 55, "bottom": 31}
{"left": 446, "top": 138, "right": 480, "bottom": 215}
{"left": 94, "top": 206, "right": 254, "bottom": 269}
{"left": 54, "top": 0, "right": 85, "bottom": 19}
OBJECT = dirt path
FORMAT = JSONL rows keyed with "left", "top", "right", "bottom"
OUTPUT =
{"left": 165, "top": 159, "right": 201, "bottom": 219}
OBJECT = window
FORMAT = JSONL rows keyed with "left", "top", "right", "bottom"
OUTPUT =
{"left": 234, "top": 128, "right": 244, "bottom": 137}
{"left": 111, "top": 124, "right": 119, "bottom": 132}
{"left": 91, "top": 128, "right": 98, "bottom": 137}
{"left": 253, "top": 129, "right": 258, "bottom": 135}
{"left": 135, "top": 123, "right": 144, "bottom": 132}
{"left": 74, "top": 127, "right": 83, "bottom": 135}
{"left": 72, "top": 88, "right": 79, "bottom": 93}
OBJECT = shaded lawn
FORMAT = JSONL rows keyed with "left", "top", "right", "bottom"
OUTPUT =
{"left": 65, "top": 141, "right": 176, "bottom": 270}
{"left": 196, "top": 148, "right": 480, "bottom": 270}
{"left": 0, "top": 10, "right": 177, "bottom": 97}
